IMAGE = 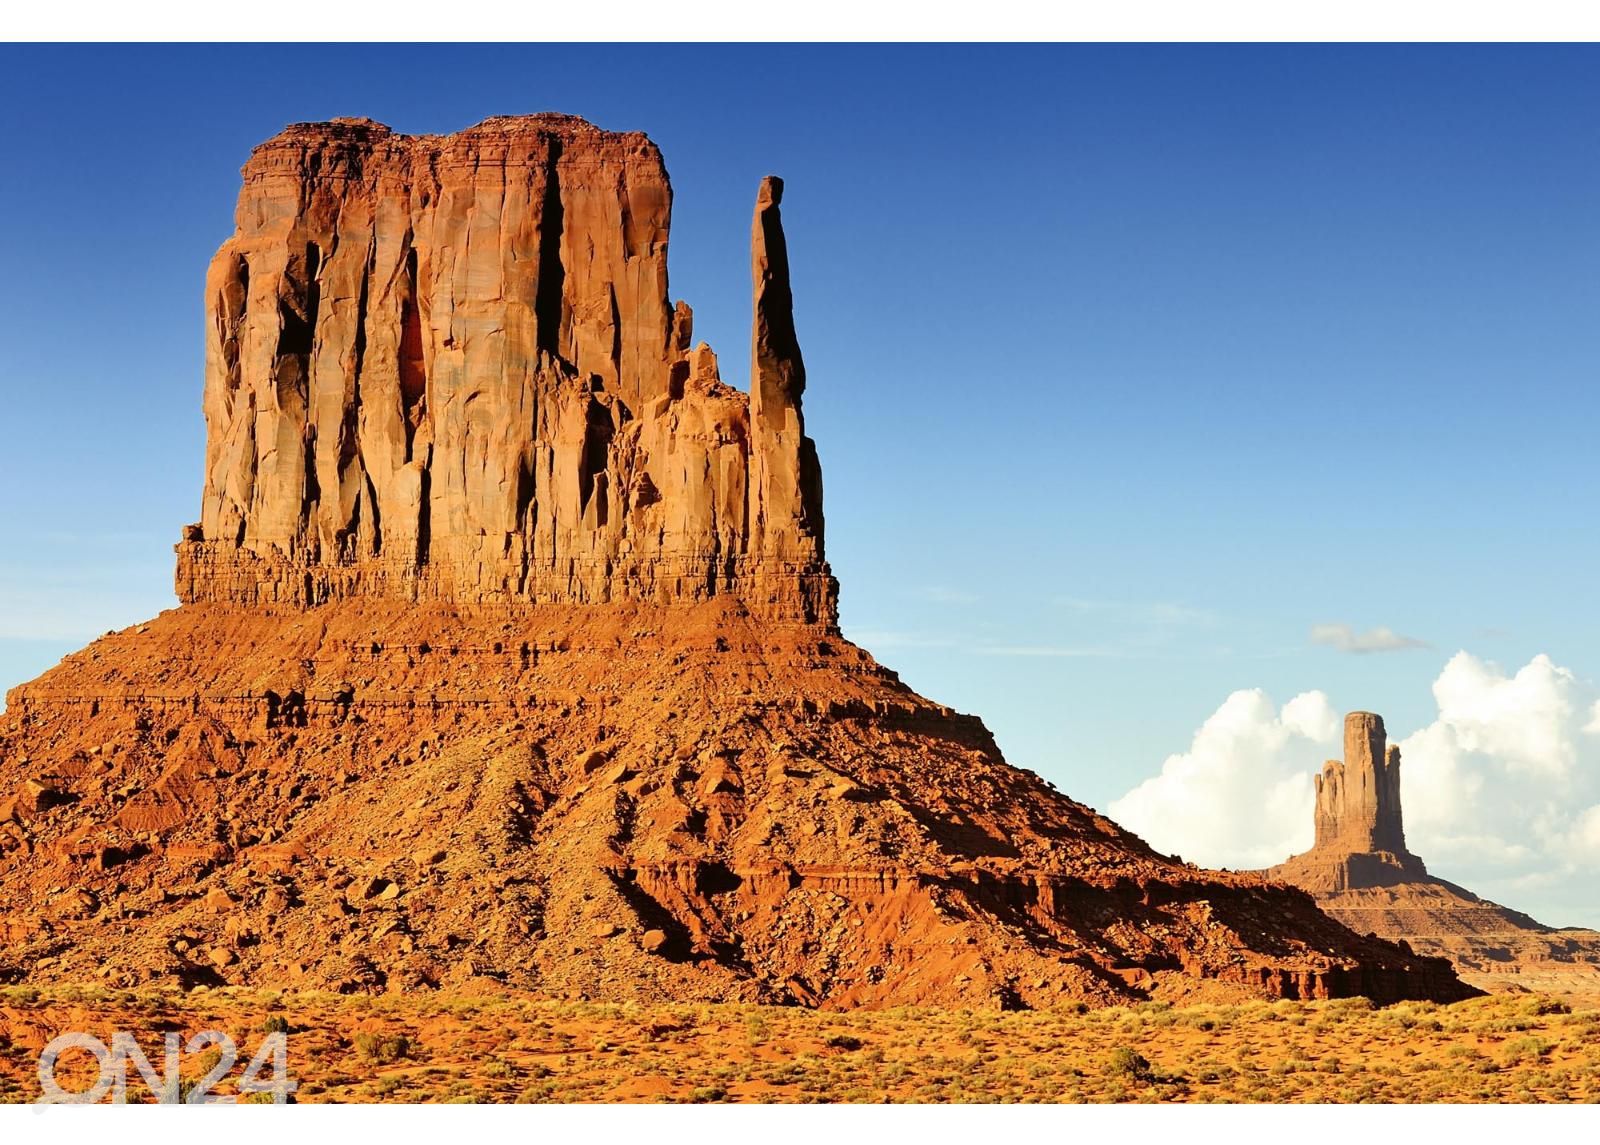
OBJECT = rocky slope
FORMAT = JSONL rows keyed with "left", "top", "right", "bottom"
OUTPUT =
{"left": 1265, "top": 712, "right": 1600, "bottom": 997}
{"left": 0, "top": 116, "right": 1472, "bottom": 1009}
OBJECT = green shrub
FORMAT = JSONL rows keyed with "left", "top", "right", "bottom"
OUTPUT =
{"left": 1106, "top": 1046, "right": 1153, "bottom": 1082}
{"left": 353, "top": 1032, "right": 412, "bottom": 1065}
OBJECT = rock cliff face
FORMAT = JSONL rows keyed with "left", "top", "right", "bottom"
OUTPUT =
{"left": 1266, "top": 712, "right": 1600, "bottom": 998}
{"left": 177, "top": 116, "right": 833, "bottom": 623}
{"left": 0, "top": 116, "right": 1474, "bottom": 1008}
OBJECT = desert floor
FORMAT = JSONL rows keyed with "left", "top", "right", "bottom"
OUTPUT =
{"left": 1, "top": 986, "right": 1597, "bottom": 1103}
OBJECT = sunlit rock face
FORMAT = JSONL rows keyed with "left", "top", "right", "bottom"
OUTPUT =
{"left": 179, "top": 115, "right": 833, "bottom": 624}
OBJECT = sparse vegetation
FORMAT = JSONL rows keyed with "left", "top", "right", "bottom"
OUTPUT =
{"left": 0, "top": 986, "right": 1595, "bottom": 1102}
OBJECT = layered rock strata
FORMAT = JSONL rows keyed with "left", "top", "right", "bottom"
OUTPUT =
{"left": 1, "top": 603, "right": 1470, "bottom": 1006}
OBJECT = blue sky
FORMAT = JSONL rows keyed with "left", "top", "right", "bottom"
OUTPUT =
{"left": 2, "top": 45, "right": 1597, "bottom": 920}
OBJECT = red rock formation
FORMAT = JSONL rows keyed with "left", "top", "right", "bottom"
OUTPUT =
{"left": 177, "top": 116, "right": 834, "bottom": 624}
{"left": 1289, "top": 713, "right": 1425, "bottom": 892}
{"left": 748, "top": 176, "right": 824, "bottom": 562}
{"left": 1266, "top": 711, "right": 1600, "bottom": 998}
{"left": 0, "top": 116, "right": 1473, "bottom": 1008}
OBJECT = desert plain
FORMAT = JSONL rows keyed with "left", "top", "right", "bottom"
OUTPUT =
{"left": 4, "top": 985, "right": 1599, "bottom": 1103}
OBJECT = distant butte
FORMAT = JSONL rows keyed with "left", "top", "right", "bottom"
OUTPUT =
{"left": 1265, "top": 712, "right": 1600, "bottom": 998}
{"left": 0, "top": 116, "right": 1472, "bottom": 1007}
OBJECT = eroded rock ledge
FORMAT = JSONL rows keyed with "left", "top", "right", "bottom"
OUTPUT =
{"left": 178, "top": 116, "right": 833, "bottom": 623}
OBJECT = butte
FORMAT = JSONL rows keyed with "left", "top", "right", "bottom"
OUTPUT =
{"left": 0, "top": 116, "right": 1472, "bottom": 1007}
{"left": 1265, "top": 711, "right": 1600, "bottom": 998}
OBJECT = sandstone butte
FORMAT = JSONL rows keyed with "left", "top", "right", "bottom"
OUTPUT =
{"left": 0, "top": 115, "right": 1473, "bottom": 1008}
{"left": 1264, "top": 712, "right": 1600, "bottom": 998}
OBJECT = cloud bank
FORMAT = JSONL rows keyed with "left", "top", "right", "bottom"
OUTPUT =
{"left": 1109, "top": 689, "right": 1333, "bottom": 869}
{"left": 1109, "top": 652, "right": 1600, "bottom": 928}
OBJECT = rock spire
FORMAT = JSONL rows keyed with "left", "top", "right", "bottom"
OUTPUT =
{"left": 1272, "top": 711, "right": 1425, "bottom": 892}
{"left": 1312, "top": 712, "right": 1410, "bottom": 858}
{"left": 748, "top": 175, "right": 824, "bottom": 563}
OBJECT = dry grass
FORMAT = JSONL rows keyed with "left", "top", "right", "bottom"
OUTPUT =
{"left": 0, "top": 986, "right": 1595, "bottom": 1103}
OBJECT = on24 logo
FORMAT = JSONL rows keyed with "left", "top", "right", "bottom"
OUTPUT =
{"left": 36, "top": 1030, "right": 297, "bottom": 1104}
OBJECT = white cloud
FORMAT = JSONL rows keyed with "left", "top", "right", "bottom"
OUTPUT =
{"left": 1108, "top": 689, "right": 1335, "bottom": 869}
{"left": 1310, "top": 622, "right": 1429, "bottom": 654}
{"left": 1397, "top": 652, "right": 1600, "bottom": 924}
{"left": 1570, "top": 804, "right": 1600, "bottom": 865}
{"left": 1111, "top": 651, "right": 1600, "bottom": 929}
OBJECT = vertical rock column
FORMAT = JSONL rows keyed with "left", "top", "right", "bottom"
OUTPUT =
{"left": 1312, "top": 712, "right": 1411, "bottom": 857}
{"left": 1375, "top": 742, "right": 1408, "bottom": 856}
{"left": 748, "top": 176, "right": 825, "bottom": 567}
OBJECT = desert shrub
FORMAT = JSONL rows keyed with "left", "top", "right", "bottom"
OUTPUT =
{"left": 1105, "top": 1046, "right": 1153, "bottom": 1082}
{"left": 1324, "top": 996, "right": 1375, "bottom": 1015}
{"left": 241, "top": 1089, "right": 296, "bottom": 1104}
{"left": 353, "top": 1031, "right": 412, "bottom": 1065}
{"left": 1522, "top": 997, "right": 1570, "bottom": 1017}
{"left": 1500, "top": 1036, "right": 1554, "bottom": 1065}
{"left": 259, "top": 1015, "right": 290, "bottom": 1034}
